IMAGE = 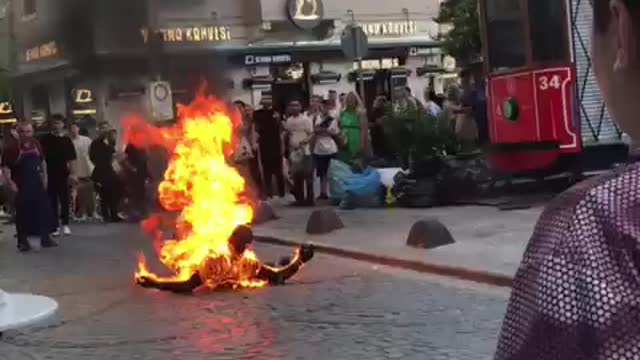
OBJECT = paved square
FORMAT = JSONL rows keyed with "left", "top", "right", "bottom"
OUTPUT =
{"left": 0, "top": 223, "right": 508, "bottom": 360}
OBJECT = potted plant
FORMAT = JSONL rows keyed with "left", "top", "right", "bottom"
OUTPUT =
{"left": 382, "top": 103, "right": 456, "bottom": 178}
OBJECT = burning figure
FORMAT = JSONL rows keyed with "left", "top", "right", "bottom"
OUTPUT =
{"left": 123, "top": 89, "right": 314, "bottom": 293}
{"left": 137, "top": 225, "right": 314, "bottom": 293}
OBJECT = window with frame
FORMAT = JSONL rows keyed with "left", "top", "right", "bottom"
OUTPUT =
{"left": 23, "top": 0, "right": 36, "bottom": 17}
{"left": 528, "top": 0, "right": 568, "bottom": 63}
{"left": 485, "top": 0, "right": 527, "bottom": 70}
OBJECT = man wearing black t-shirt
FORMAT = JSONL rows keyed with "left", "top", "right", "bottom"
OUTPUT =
{"left": 90, "top": 122, "right": 123, "bottom": 223}
{"left": 40, "top": 114, "right": 77, "bottom": 236}
{"left": 254, "top": 95, "right": 285, "bottom": 198}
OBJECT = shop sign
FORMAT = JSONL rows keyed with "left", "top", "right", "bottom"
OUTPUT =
{"left": 71, "top": 89, "right": 97, "bottom": 116}
{"left": 410, "top": 47, "right": 440, "bottom": 56}
{"left": 149, "top": 82, "right": 174, "bottom": 122}
{"left": 0, "top": 101, "right": 16, "bottom": 123}
{"left": 287, "top": 0, "right": 324, "bottom": 30}
{"left": 353, "top": 58, "right": 399, "bottom": 70}
{"left": 443, "top": 56, "right": 457, "bottom": 72}
{"left": 360, "top": 21, "right": 417, "bottom": 37}
{"left": 72, "top": 89, "right": 94, "bottom": 104}
{"left": 140, "top": 25, "right": 231, "bottom": 43}
{"left": 244, "top": 54, "right": 292, "bottom": 65}
{"left": 0, "top": 101, "right": 12, "bottom": 115}
{"left": 25, "top": 41, "right": 59, "bottom": 62}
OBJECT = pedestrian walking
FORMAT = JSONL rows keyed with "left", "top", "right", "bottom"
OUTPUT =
{"left": 40, "top": 114, "right": 77, "bottom": 236}
{"left": 313, "top": 99, "right": 340, "bottom": 200}
{"left": 2, "top": 121, "right": 57, "bottom": 252}
{"left": 254, "top": 95, "right": 286, "bottom": 199}
{"left": 495, "top": 1, "right": 640, "bottom": 358}
{"left": 90, "top": 122, "right": 123, "bottom": 223}
{"left": 283, "top": 99, "right": 314, "bottom": 206}
{"left": 69, "top": 122, "right": 97, "bottom": 221}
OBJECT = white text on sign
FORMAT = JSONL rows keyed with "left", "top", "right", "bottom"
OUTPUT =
{"left": 538, "top": 75, "right": 562, "bottom": 91}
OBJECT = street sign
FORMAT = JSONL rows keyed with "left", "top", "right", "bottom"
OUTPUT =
{"left": 148, "top": 81, "right": 174, "bottom": 121}
{"left": 341, "top": 25, "right": 368, "bottom": 60}
{"left": 244, "top": 54, "right": 292, "bottom": 66}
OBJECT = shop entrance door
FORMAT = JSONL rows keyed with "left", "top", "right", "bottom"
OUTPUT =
{"left": 355, "top": 70, "right": 393, "bottom": 115}
{"left": 30, "top": 85, "right": 49, "bottom": 134}
{"left": 272, "top": 81, "right": 308, "bottom": 115}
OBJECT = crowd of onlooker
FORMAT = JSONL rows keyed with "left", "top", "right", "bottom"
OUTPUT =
{"left": 0, "top": 116, "right": 154, "bottom": 252}
{"left": 232, "top": 90, "right": 369, "bottom": 206}
{"left": 0, "top": 69, "right": 489, "bottom": 251}
{"left": 231, "top": 70, "right": 488, "bottom": 207}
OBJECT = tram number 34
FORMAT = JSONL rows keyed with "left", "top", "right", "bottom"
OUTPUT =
{"left": 538, "top": 75, "right": 562, "bottom": 91}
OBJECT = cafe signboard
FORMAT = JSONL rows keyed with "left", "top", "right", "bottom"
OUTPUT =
{"left": 360, "top": 21, "right": 417, "bottom": 37}
{"left": 25, "top": 41, "right": 59, "bottom": 62}
{"left": 286, "top": 0, "right": 324, "bottom": 30}
{"left": 140, "top": 25, "right": 231, "bottom": 43}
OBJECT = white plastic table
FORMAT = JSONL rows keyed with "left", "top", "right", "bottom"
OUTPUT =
{"left": 0, "top": 289, "right": 58, "bottom": 333}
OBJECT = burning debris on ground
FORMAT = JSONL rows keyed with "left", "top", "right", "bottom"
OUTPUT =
{"left": 123, "top": 88, "right": 314, "bottom": 294}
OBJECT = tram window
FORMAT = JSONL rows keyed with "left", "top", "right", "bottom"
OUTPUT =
{"left": 485, "top": 0, "right": 527, "bottom": 70}
{"left": 528, "top": 0, "right": 567, "bottom": 63}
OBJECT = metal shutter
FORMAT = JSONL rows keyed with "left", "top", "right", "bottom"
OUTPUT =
{"left": 569, "top": 0, "right": 623, "bottom": 144}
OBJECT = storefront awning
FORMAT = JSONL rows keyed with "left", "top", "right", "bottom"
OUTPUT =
{"left": 11, "top": 60, "right": 75, "bottom": 80}
{"left": 242, "top": 33, "right": 439, "bottom": 52}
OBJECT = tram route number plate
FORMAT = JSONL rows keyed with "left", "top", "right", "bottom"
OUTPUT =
{"left": 538, "top": 74, "right": 563, "bottom": 91}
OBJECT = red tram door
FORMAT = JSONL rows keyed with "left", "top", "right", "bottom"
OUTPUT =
{"left": 480, "top": 0, "right": 581, "bottom": 174}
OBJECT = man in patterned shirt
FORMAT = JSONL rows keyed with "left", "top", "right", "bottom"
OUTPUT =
{"left": 495, "top": 0, "right": 640, "bottom": 359}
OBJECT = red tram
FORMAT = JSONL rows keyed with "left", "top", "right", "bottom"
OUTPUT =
{"left": 478, "top": 0, "right": 628, "bottom": 174}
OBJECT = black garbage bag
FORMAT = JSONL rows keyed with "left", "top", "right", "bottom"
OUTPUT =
{"left": 434, "top": 155, "right": 495, "bottom": 204}
{"left": 391, "top": 173, "right": 439, "bottom": 208}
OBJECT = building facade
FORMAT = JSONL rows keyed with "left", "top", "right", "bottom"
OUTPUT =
{"left": 8, "top": 0, "right": 453, "bottom": 130}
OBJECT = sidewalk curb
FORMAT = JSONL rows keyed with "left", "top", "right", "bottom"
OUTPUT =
{"left": 254, "top": 235, "right": 514, "bottom": 288}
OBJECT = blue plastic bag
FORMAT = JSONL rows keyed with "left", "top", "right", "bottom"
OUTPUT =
{"left": 328, "top": 159, "right": 354, "bottom": 202}
{"left": 344, "top": 167, "right": 382, "bottom": 196}
{"left": 340, "top": 167, "right": 383, "bottom": 209}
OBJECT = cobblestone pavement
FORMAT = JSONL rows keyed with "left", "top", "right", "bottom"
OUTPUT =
{"left": 0, "top": 223, "right": 508, "bottom": 360}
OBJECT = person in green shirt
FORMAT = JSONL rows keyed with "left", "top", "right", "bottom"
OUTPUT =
{"left": 339, "top": 92, "right": 369, "bottom": 164}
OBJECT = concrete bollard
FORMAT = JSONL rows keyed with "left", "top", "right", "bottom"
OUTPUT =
{"left": 306, "top": 208, "right": 344, "bottom": 235}
{"left": 406, "top": 219, "right": 455, "bottom": 249}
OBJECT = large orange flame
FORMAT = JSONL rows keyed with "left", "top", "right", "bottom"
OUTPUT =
{"left": 125, "top": 90, "right": 266, "bottom": 289}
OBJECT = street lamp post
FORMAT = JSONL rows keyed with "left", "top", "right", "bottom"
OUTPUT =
{"left": 347, "top": 10, "right": 366, "bottom": 116}
{"left": 146, "top": 0, "right": 161, "bottom": 81}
